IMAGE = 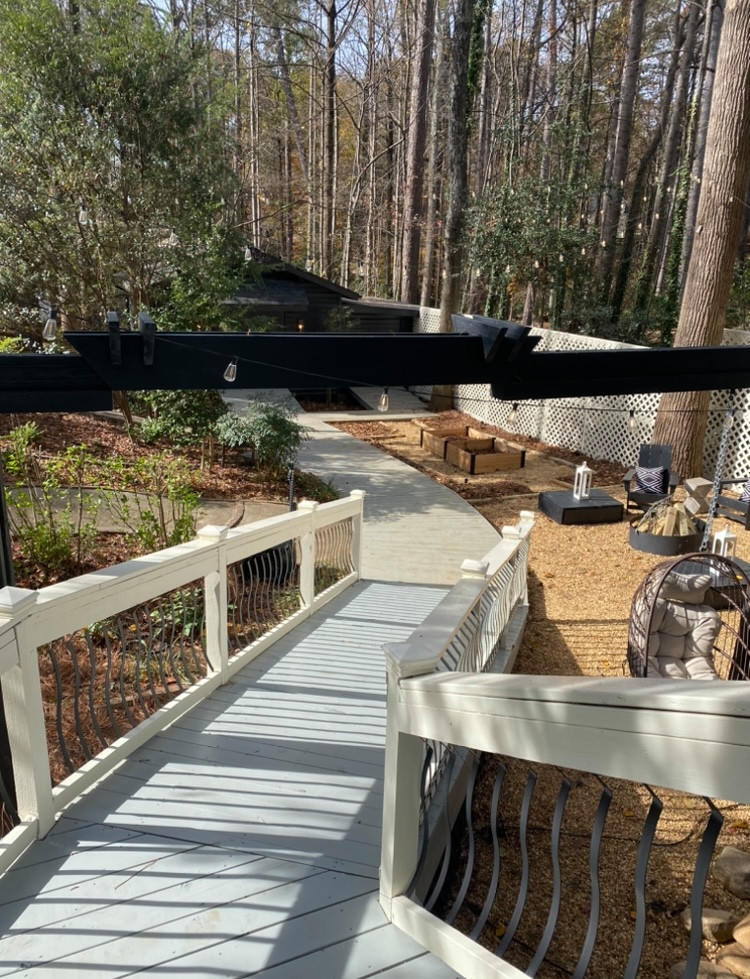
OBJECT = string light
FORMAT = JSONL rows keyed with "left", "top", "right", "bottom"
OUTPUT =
{"left": 42, "top": 310, "right": 58, "bottom": 341}
{"left": 223, "top": 357, "right": 238, "bottom": 383}
{"left": 377, "top": 387, "right": 389, "bottom": 413}
{"left": 244, "top": 245, "right": 253, "bottom": 261}
{"left": 627, "top": 409, "right": 636, "bottom": 432}
{"left": 167, "top": 229, "right": 179, "bottom": 247}
{"left": 728, "top": 408, "right": 737, "bottom": 427}
{"left": 78, "top": 205, "right": 88, "bottom": 226}
{"left": 508, "top": 402, "right": 519, "bottom": 426}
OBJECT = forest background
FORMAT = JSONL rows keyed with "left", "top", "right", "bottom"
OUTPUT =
{"left": 0, "top": 0, "right": 749, "bottom": 474}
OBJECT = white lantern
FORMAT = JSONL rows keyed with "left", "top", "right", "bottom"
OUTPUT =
{"left": 711, "top": 526, "right": 737, "bottom": 559}
{"left": 573, "top": 461, "right": 593, "bottom": 501}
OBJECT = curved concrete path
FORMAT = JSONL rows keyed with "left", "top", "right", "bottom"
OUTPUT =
{"left": 297, "top": 405, "right": 500, "bottom": 586}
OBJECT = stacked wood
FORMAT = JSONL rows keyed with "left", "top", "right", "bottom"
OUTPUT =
{"left": 635, "top": 501, "right": 699, "bottom": 536}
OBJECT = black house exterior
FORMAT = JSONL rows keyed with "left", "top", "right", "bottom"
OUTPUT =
{"left": 232, "top": 252, "right": 418, "bottom": 334}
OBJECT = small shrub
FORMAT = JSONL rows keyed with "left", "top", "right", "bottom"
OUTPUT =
{"left": 215, "top": 399, "right": 308, "bottom": 476}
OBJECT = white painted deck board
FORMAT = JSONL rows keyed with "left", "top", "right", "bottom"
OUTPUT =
{"left": 1, "top": 582, "right": 460, "bottom": 978}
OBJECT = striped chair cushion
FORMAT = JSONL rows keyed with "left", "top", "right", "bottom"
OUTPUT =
{"left": 634, "top": 465, "right": 666, "bottom": 494}
{"left": 740, "top": 479, "right": 750, "bottom": 503}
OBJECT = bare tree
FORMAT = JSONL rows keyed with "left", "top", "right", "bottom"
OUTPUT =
{"left": 652, "top": 0, "right": 750, "bottom": 476}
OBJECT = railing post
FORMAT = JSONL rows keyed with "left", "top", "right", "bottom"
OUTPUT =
{"left": 0, "top": 587, "right": 55, "bottom": 837}
{"left": 380, "top": 642, "right": 425, "bottom": 919}
{"left": 297, "top": 500, "right": 319, "bottom": 609}
{"left": 197, "top": 526, "right": 229, "bottom": 682}
{"left": 348, "top": 490, "right": 366, "bottom": 578}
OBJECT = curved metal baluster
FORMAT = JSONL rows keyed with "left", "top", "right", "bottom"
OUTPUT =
{"left": 527, "top": 776, "right": 572, "bottom": 976}
{"left": 406, "top": 746, "right": 436, "bottom": 898}
{"left": 471, "top": 761, "right": 507, "bottom": 941}
{"left": 424, "top": 751, "right": 458, "bottom": 912}
{"left": 84, "top": 632, "right": 107, "bottom": 750}
{"left": 445, "top": 753, "right": 481, "bottom": 925}
{"left": 624, "top": 786, "right": 663, "bottom": 979}
{"left": 572, "top": 780, "right": 613, "bottom": 979}
{"left": 101, "top": 625, "right": 121, "bottom": 740}
{"left": 47, "top": 643, "right": 74, "bottom": 776}
{"left": 134, "top": 608, "right": 157, "bottom": 715}
{"left": 151, "top": 598, "right": 171, "bottom": 699}
{"left": 68, "top": 637, "right": 92, "bottom": 763}
{"left": 685, "top": 800, "right": 724, "bottom": 978}
{"left": 114, "top": 616, "right": 138, "bottom": 728}
{"left": 496, "top": 769, "right": 537, "bottom": 958}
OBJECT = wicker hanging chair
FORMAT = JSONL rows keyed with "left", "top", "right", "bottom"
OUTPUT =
{"left": 626, "top": 552, "right": 750, "bottom": 680}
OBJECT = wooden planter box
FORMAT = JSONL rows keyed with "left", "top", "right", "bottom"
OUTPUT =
{"left": 420, "top": 426, "right": 472, "bottom": 459}
{"left": 445, "top": 437, "right": 526, "bottom": 475}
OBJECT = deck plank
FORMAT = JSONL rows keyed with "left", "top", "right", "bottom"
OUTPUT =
{"left": 0, "top": 582, "right": 459, "bottom": 977}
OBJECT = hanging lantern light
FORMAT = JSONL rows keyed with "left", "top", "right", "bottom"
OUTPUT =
{"left": 223, "top": 357, "right": 238, "bottom": 383}
{"left": 573, "top": 461, "right": 593, "bottom": 501}
{"left": 377, "top": 388, "right": 389, "bottom": 413}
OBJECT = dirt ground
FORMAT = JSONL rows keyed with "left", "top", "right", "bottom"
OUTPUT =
{"left": 332, "top": 412, "right": 750, "bottom": 979}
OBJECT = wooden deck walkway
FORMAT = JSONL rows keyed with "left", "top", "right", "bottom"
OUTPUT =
{"left": 0, "top": 582, "right": 460, "bottom": 978}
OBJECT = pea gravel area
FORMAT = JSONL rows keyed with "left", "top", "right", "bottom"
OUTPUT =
{"left": 332, "top": 412, "right": 750, "bottom": 979}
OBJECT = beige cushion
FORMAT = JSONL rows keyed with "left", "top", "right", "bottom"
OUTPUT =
{"left": 660, "top": 572, "right": 712, "bottom": 604}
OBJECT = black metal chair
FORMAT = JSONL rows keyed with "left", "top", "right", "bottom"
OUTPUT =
{"left": 623, "top": 443, "right": 680, "bottom": 513}
{"left": 712, "top": 478, "right": 750, "bottom": 530}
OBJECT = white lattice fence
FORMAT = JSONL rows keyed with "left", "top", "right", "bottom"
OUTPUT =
{"left": 413, "top": 310, "right": 750, "bottom": 476}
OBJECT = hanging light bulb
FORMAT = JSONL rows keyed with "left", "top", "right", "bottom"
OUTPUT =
{"left": 508, "top": 403, "right": 519, "bottom": 427}
{"left": 728, "top": 408, "right": 737, "bottom": 428}
{"left": 244, "top": 245, "right": 253, "bottom": 261}
{"left": 78, "top": 205, "right": 88, "bottom": 226}
{"left": 627, "top": 409, "right": 636, "bottom": 432}
{"left": 223, "top": 357, "right": 238, "bottom": 383}
{"left": 42, "top": 309, "right": 58, "bottom": 341}
{"left": 377, "top": 388, "right": 389, "bottom": 413}
{"left": 167, "top": 229, "right": 178, "bottom": 247}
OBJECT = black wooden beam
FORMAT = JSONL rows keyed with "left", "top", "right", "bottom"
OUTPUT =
{"left": 64, "top": 330, "right": 518, "bottom": 391}
{"left": 490, "top": 346, "right": 750, "bottom": 399}
{"left": 0, "top": 354, "right": 112, "bottom": 413}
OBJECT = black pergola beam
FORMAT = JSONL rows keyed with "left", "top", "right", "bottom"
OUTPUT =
{"left": 491, "top": 346, "right": 750, "bottom": 399}
{"left": 0, "top": 354, "right": 112, "bottom": 413}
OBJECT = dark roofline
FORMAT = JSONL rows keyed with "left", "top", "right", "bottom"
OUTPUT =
{"left": 246, "top": 247, "right": 360, "bottom": 300}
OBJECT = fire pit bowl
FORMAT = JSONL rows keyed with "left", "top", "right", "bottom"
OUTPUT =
{"left": 628, "top": 500, "right": 703, "bottom": 556}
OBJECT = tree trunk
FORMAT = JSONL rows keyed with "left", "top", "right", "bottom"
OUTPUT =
{"left": 680, "top": 0, "right": 725, "bottom": 287}
{"left": 652, "top": 0, "right": 750, "bottom": 476}
{"left": 400, "top": 0, "right": 436, "bottom": 304}
{"left": 432, "top": 0, "right": 475, "bottom": 411}
{"left": 598, "top": 0, "right": 647, "bottom": 300}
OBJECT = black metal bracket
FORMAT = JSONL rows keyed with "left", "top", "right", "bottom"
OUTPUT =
{"left": 107, "top": 311, "right": 121, "bottom": 365}
{"left": 138, "top": 312, "right": 156, "bottom": 367}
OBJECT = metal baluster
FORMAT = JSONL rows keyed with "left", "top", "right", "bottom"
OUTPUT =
{"left": 684, "top": 801, "right": 724, "bottom": 978}
{"left": 496, "top": 770, "right": 537, "bottom": 958}
{"left": 446, "top": 754, "right": 482, "bottom": 925}
{"left": 471, "top": 762, "right": 507, "bottom": 940}
{"left": 572, "top": 781, "right": 613, "bottom": 979}
{"left": 623, "top": 786, "right": 663, "bottom": 979}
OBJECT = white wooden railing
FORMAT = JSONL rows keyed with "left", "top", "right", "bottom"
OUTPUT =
{"left": 381, "top": 512, "right": 535, "bottom": 906}
{"left": 380, "top": 614, "right": 750, "bottom": 975}
{"left": 0, "top": 491, "right": 364, "bottom": 874}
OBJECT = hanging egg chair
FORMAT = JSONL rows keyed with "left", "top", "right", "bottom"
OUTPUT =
{"left": 626, "top": 552, "right": 750, "bottom": 680}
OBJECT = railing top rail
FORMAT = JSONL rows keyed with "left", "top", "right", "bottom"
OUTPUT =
{"left": 385, "top": 521, "right": 532, "bottom": 681}
{"left": 396, "top": 671, "right": 750, "bottom": 803}
{"left": 398, "top": 671, "right": 750, "bottom": 716}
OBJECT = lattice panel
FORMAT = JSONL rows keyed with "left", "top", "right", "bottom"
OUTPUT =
{"left": 414, "top": 310, "right": 750, "bottom": 474}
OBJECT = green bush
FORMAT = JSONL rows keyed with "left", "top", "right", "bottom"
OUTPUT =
{"left": 132, "top": 389, "right": 228, "bottom": 448}
{"left": 2, "top": 423, "right": 100, "bottom": 572}
{"left": 214, "top": 400, "right": 308, "bottom": 476}
{"left": 100, "top": 454, "right": 199, "bottom": 552}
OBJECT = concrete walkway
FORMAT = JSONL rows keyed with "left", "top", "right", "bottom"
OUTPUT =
{"left": 223, "top": 387, "right": 499, "bottom": 585}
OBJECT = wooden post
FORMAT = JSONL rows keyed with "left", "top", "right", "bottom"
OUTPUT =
{"left": 297, "top": 501, "right": 319, "bottom": 609}
{"left": 0, "top": 587, "right": 55, "bottom": 837}
{"left": 196, "top": 526, "right": 229, "bottom": 683}
{"left": 349, "top": 490, "right": 366, "bottom": 578}
{"left": 380, "top": 642, "right": 425, "bottom": 918}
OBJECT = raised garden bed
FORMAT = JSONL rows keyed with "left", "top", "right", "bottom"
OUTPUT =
{"left": 419, "top": 423, "right": 525, "bottom": 474}
{"left": 445, "top": 437, "right": 526, "bottom": 475}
